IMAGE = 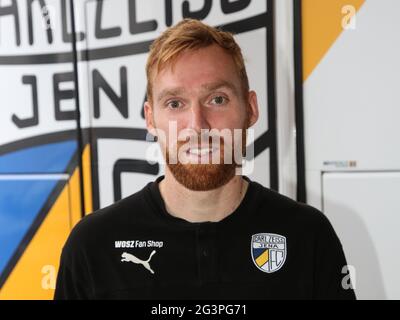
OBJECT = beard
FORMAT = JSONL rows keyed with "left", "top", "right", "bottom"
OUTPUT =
{"left": 166, "top": 161, "right": 237, "bottom": 191}
{"left": 165, "top": 124, "right": 248, "bottom": 191}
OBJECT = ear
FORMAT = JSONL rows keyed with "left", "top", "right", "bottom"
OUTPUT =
{"left": 247, "top": 90, "right": 259, "bottom": 128}
{"left": 144, "top": 101, "right": 157, "bottom": 137}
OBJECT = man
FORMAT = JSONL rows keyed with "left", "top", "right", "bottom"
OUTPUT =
{"left": 55, "top": 19, "right": 355, "bottom": 300}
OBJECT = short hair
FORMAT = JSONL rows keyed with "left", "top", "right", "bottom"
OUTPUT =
{"left": 146, "top": 18, "right": 249, "bottom": 103}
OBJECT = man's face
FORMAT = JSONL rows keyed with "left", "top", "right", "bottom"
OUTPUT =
{"left": 145, "top": 44, "right": 258, "bottom": 190}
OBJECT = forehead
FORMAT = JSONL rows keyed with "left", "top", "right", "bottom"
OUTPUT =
{"left": 152, "top": 45, "right": 241, "bottom": 94}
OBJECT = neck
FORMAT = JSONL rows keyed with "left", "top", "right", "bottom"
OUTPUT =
{"left": 158, "top": 167, "right": 248, "bottom": 223}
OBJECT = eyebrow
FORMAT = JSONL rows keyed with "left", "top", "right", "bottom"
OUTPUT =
{"left": 201, "top": 80, "right": 239, "bottom": 94}
{"left": 156, "top": 87, "right": 185, "bottom": 102}
{"left": 156, "top": 80, "right": 239, "bottom": 102}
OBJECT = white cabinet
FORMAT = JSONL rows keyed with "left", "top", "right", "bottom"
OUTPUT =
{"left": 322, "top": 171, "right": 400, "bottom": 299}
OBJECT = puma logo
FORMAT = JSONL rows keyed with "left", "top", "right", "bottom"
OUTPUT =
{"left": 121, "top": 250, "right": 156, "bottom": 274}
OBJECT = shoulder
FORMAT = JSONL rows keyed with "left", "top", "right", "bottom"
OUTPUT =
{"left": 250, "top": 180, "right": 338, "bottom": 238}
{"left": 61, "top": 183, "right": 152, "bottom": 257}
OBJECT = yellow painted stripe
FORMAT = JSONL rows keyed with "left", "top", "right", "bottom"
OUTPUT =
{"left": 255, "top": 250, "right": 269, "bottom": 267}
{"left": 0, "top": 176, "right": 74, "bottom": 300}
{"left": 68, "top": 163, "right": 83, "bottom": 229}
{"left": 302, "top": 0, "right": 365, "bottom": 81}
{"left": 0, "top": 144, "right": 93, "bottom": 299}
{"left": 69, "top": 144, "right": 93, "bottom": 229}
{"left": 82, "top": 144, "right": 93, "bottom": 216}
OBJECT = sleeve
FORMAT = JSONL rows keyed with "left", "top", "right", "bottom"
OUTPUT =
{"left": 54, "top": 227, "right": 94, "bottom": 300}
{"left": 54, "top": 252, "right": 91, "bottom": 300}
{"left": 312, "top": 211, "right": 356, "bottom": 300}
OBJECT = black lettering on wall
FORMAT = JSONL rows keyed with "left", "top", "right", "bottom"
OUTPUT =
{"left": 113, "top": 159, "right": 159, "bottom": 202}
{"left": 140, "top": 93, "right": 147, "bottom": 119}
{"left": 93, "top": 67, "right": 128, "bottom": 119}
{"left": 165, "top": 0, "right": 173, "bottom": 27}
{"left": 221, "top": 0, "right": 251, "bottom": 14}
{"left": 128, "top": 0, "right": 158, "bottom": 35}
{"left": 53, "top": 72, "right": 77, "bottom": 120}
{"left": 27, "top": 0, "right": 53, "bottom": 45}
{"left": 0, "top": 0, "right": 20, "bottom": 46}
{"left": 182, "top": 0, "right": 212, "bottom": 20}
{"left": 61, "top": 0, "right": 85, "bottom": 42}
{"left": 95, "top": 0, "right": 121, "bottom": 39}
{"left": 12, "top": 76, "right": 39, "bottom": 128}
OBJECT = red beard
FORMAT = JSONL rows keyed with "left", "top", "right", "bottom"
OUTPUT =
{"left": 165, "top": 127, "right": 247, "bottom": 191}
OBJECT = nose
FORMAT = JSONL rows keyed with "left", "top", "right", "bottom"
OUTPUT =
{"left": 188, "top": 102, "right": 211, "bottom": 134}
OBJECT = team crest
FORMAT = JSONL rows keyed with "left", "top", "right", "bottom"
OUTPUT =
{"left": 251, "top": 233, "right": 287, "bottom": 273}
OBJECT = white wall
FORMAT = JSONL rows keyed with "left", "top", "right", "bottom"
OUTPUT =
{"left": 303, "top": 0, "right": 400, "bottom": 299}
